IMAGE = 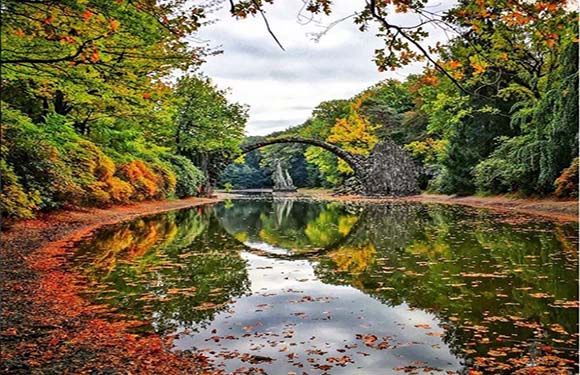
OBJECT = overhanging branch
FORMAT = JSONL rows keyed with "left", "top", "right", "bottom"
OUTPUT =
{"left": 368, "top": 0, "right": 470, "bottom": 95}
{"left": 0, "top": 34, "right": 108, "bottom": 65}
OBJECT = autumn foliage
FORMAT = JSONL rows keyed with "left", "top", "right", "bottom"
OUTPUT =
{"left": 554, "top": 158, "right": 579, "bottom": 198}
{"left": 0, "top": 105, "right": 204, "bottom": 220}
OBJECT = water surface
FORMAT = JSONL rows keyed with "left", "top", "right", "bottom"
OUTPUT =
{"left": 74, "top": 198, "right": 579, "bottom": 374}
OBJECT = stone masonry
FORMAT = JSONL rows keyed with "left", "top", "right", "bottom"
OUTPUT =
{"left": 240, "top": 137, "right": 419, "bottom": 197}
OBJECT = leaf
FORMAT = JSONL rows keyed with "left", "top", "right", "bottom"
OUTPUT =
{"left": 110, "top": 19, "right": 120, "bottom": 32}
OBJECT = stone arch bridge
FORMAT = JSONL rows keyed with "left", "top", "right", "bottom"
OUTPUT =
{"left": 234, "top": 137, "right": 419, "bottom": 197}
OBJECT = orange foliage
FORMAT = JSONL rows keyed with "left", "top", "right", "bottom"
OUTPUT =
{"left": 421, "top": 75, "right": 439, "bottom": 85}
{"left": 68, "top": 141, "right": 136, "bottom": 206}
{"left": 119, "top": 160, "right": 169, "bottom": 201}
{"left": 554, "top": 158, "right": 578, "bottom": 198}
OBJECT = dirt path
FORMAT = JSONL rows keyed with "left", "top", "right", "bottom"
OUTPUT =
{"left": 289, "top": 190, "right": 579, "bottom": 223}
{"left": 1, "top": 197, "right": 221, "bottom": 375}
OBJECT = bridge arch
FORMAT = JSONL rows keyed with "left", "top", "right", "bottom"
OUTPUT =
{"left": 234, "top": 136, "right": 419, "bottom": 197}
{"left": 240, "top": 137, "right": 366, "bottom": 180}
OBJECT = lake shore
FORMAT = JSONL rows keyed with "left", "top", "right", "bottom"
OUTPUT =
{"left": 1, "top": 191, "right": 576, "bottom": 373}
{"left": 284, "top": 190, "right": 578, "bottom": 223}
{"left": 1, "top": 197, "right": 221, "bottom": 374}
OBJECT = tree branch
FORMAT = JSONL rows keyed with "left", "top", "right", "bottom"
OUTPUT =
{"left": 368, "top": 0, "right": 470, "bottom": 95}
{"left": 0, "top": 34, "right": 108, "bottom": 65}
{"left": 254, "top": 1, "right": 285, "bottom": 51}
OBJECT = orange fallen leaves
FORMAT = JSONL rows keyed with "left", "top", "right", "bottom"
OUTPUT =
{"left": 1, "top": 198, "right": 221, "bottom": 374}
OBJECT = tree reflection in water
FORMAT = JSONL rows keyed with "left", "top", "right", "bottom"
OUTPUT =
{"left": 314, "top": 203, "right": 579, "bottom": 371}
{"left": 74, "top": 207, "right": 250, "bottom": 333}
{"left": 74, "top": 199, "right": 578, "bottom": 373}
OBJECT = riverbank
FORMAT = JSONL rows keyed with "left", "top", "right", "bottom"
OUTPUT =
{"left": 287, "top": 190, "right": 578, "bottom": 223}
{"left": 1, "top": 197, "right": 221, "bottom": 374}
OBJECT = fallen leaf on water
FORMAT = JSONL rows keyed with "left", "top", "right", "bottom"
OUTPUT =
{"left": 529, "top": 292, "right": 553, "bottom": 299}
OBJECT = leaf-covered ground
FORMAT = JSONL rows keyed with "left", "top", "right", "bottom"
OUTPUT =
{"left": 0, "top": 198, "right": 220, "bottom": 374}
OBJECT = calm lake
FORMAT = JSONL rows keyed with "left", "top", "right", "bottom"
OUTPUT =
{"left": 73, "top": 198, "right": 579, "bottom": 374}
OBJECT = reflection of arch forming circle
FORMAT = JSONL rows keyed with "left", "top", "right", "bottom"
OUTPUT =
{"left": 215, "top": 202, "right": 365, "bottom": 261}
{"left": 240, "top": 137, "right": 420, "bottom": 197}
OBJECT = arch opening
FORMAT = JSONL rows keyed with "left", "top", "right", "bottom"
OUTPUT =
{"left": 239, "top": 137, "right": 366, "bottom": 180}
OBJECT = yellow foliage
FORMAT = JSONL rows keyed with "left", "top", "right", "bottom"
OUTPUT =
{"left": 338, "top": 215, "right": 359, "bottom": 236}
{"left": 106, "top": 177, "right": 134, "bottom": 202}
{"left": 329, "top": 243, "right": 376, "bottom": 273}
{"left": 89, "top": 217, "right": 178, "bottom": 277}
{"left": 327, "top": 93, "right": 378, "bottom": 157}
{"left": 404, "top": 138, "right": 448, "bottom": 164}
{"left": 234, "top": 231, "right": 248, "bottom": 243}
{"left": 68, "top": 140, "right": 137, "bottom": 206}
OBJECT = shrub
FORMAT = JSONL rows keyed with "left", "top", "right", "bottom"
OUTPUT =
{"left": 118, "top": 160, "right": 166, "bottom": 201}
{"left": 149, "top": 161, "right": 177, "bottom": 198}
{"left": 1, "top": 105, "right": 198, "bottom": 218}
{"left": 110, "top": 139, "right": 179, "bottom": 199}
{"left": 65, "top": 140, "right": 128, "bottom": 205}
{"left": 2, "top": 106, "right": 83, "bottom": 209}
{"left": 162, "top": 154, "right": 205, "bottom": 198}
{"left": 0, "top": 160, "right": 41, "bottom": 219}
{"left": 554, "top": 158, "right": 579, "bottom": 198}
{"left": 474, "top": 157, "right": 527, "bottom": 194}
{"left": 474, "top": 135, "right": 535, "bottom": 195}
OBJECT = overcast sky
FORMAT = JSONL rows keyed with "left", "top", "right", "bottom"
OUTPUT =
{"left": 196, "top": 1, "right": 454, "bottom": 136}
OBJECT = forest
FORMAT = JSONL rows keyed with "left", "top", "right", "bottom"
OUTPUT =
{"left": 2, "top": 0, "right": 578, "bottom": 221}
{"left": 221, "top": 15, "right": 579, "bottom": 196}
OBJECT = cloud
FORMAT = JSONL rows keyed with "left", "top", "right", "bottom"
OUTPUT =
{"left": 196, "top": 0, "right": 453, "bottom": 136}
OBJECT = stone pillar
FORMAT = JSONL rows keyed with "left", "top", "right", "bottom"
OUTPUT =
{"left": 358, "top": 140, "right": 420, "bottom": 197}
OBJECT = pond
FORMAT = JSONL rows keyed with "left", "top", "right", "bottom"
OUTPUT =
{"left": 73, "top": 198, "right": 579, "bottom": 374}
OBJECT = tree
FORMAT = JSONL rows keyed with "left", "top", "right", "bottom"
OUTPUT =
{"left": 1, "top": 0, "right": 210, "bottom": 136}
{"left": 229, "top": 0, "right": 573, "bottom": 96}
{"left": 474, "top": 23, "right": 579, "bottom": 195}
{"left": 170, "top": 74, "right": 248, "bottom": 191}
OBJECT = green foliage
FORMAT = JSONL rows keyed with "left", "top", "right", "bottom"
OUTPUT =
{"left": 0, "top": 103, "right": 209, "bottom": 218}
{"left": 2, "top": 106, "right": 82, "bottom": 210}
{"left": 0, "top": 160, "right": 41, "bottom": 219}
{"left": 474, "top": 25, "right": 579, "bottom": 195}
{"left": 359, "top": 79, "right": 418, "bottom": 143}
{"left": 474, "top": 136, "right": 532, "bottom": 194}
{"left": 172, "top": 74, "right": 248, "bottom": 155}
{"left": 1, "top": 1, "right": 249, "bottom": 218}
{"left": 1, "top": 0, "right": 206, "bottom": 139}
{"left": 163, "top": 154, "right": 205, "bottom": 198}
